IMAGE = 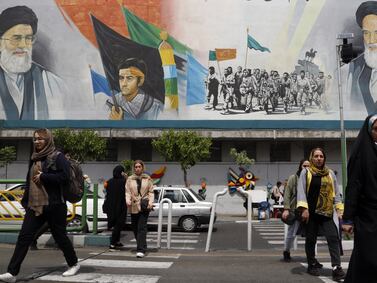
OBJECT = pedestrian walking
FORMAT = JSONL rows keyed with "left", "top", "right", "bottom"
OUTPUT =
{"left": 296, "top": 147, "right": 345, "bottom": 281}
{"left": 0, "top": 128, "right": 79, "bottom": 283}
{"left": 103, "top": 165, "right": 127, "bottom": 251}
{"left": 342, "top": 114, "right": 377, "bottom": 283}
{"left": 126, "top": 160, "right": 154, "bottom": 258}
{"left": 281, "top": 159, "right": 310, "bottom": 262}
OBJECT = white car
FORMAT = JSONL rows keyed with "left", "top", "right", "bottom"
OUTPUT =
{"left": 0, "top": 183, "right": 107, "bottom": 232}
{"left": 148, "top": 186, "right": 214, "bottom": 232}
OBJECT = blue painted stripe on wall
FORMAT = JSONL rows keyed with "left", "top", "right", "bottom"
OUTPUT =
{"left": 0, "top": 120, "right": 364, "bottom": 130}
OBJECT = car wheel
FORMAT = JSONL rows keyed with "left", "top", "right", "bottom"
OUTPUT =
{"left": 180, "top": 216, "right": 198, "bottom": 232}
{"left": 67, "top": 215, "right": 89, "bottom": 233}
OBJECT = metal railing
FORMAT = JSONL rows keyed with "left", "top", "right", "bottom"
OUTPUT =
{"left": 157, "top": 198, "right": 173, "bottom": 249}
{"left": 205, "top": 187, "right": 253, "bottom": 252}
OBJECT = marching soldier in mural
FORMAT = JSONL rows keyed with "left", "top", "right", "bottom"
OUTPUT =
{"left": 204, "top": 66, "right": 220, "bottom": 110}
{"left": 289, "top": 72, "right": 299, "bottom": 107}
{"left": 297, "top": 70, "right": 312, "bottom": 115}
{"left": 234, "top": 65, "right": 244, "bottom": 109}
{"left": 109, "top": 58, "right": 163, "bottom": 120}
{"left": 281, "top": 72, "right": 291, "bottom": 113}
{"left": 346, "top": 1, "right": 377, "bottom": 116}
{"left": 221, "top": 66, "right": 235, "bottom": 115}
{"left": 0, "top": 5, "right": 66, "bottom": 120}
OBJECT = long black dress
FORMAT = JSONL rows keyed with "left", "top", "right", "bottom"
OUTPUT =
{"left": 343, "top": 115, "right": 377, "bottom": 283}
{"left": 103, "top": 165, "right": 127, "bottom": 246}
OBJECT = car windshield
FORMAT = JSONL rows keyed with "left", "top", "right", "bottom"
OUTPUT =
{"left": 189, "top": 188, "right": 205, "bottom": 201}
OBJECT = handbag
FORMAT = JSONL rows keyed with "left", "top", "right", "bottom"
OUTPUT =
{"left": 137, "top": 178, "right": 150, "bottom": 212}
{"left": 140, "top": 197, "right": 150, "bottom": 212}
{"left": 281, "top": 210, "right": 296, "bottom": 225}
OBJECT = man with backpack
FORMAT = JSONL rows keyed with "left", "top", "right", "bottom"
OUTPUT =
{"left": 0, "top": 129, "right": 80, "bottom": 283}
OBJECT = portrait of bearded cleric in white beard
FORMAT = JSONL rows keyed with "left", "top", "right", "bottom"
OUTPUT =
{"left": 0, "top": 5, "right": 67, "bottom": 120}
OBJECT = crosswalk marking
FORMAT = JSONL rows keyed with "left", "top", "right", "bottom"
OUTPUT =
{"left": 268, "top": 240, "right": 327, "bottom": 245}
{"left": 131, "top": 239, "right": 198, "bottom": 244}
{"left": 89, "top": 252, "right": 181, "bottom": 259}
{"left": 78, "top": 258, "right": 173, "bottom": 269}
{"left": 148, "top": 231, "right": 201, "bottom": 236}
{"left": 121, "top": 244, "right": 195, "bottom": 250}
{"left": 37, "top": 272, "right": 160, "bottom": 283}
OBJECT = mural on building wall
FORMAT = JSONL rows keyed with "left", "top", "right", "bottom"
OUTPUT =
{"left": 0, "top": 0, "right": 371, "bottom": 121}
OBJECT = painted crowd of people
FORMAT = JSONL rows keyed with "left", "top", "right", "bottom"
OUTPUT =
{"left": 205, "top": 65, "right": 331, "bottom": 115}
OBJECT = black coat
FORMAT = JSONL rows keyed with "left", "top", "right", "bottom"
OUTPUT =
{"left": 343, "top": 115, "right": 377, "bottom": 283}
{"left": 103, "top": 165, "right": 126, "bottom": 229}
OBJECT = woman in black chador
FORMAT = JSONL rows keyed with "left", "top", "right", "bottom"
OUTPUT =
{"left": 342, "top": 114, "right": 377, "bottom": 283}
{"left": 103, "top": 165, "right": 127, "bottom": 251}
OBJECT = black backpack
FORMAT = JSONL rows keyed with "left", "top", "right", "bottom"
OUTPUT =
{"left": 64, "top": 159, "right": 84, "bottom": 203}
{"left": 48, "top": 152, "right": 84, "bottom": 203}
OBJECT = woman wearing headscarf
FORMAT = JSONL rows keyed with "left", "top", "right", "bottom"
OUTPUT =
{"left": 281, "top": 159, "right": 310, "bottom": 262}
{"left": 103, "top": 165, "right": 127, "bottom": 251}
{"left": 126, "top": 160, "right": 154, "bottom": 258}
{"left": 0, "top": 129, "right": 79, "bottom": 283}
{"left": 296, "top": 148, "right": 345, "bottom": 281}
{"left": 342, "top": 114, "right": 377, "bottom": 283}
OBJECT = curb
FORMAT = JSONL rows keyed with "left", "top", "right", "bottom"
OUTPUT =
{"left": 0, "top": 233, "right": 110, "bottom": 248}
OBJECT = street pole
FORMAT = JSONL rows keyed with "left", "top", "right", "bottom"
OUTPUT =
{"left": 336, "top": 44, "right": 347, "bottom": 194}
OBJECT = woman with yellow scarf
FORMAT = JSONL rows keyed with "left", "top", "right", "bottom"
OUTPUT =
{"left": 296, "top": 147, "right": 345, "bottom": 281}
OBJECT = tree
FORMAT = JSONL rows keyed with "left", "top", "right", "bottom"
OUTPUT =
{"left": 121, "top": 159, "right": 134, "bottom": 176}
{"left": 0, "top": 146, "right": 17, "bottom": 178}
{"left": 229, "top": 147, "right": 255, "bottom": 168}
{"left": 152, "top": 130, "right": 212, "bottom": 187}
{"left": 53, "top": 129, "right": 107, "bottom": 163}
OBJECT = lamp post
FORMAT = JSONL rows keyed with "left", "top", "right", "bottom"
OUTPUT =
{"left": 336, "top": 33, "right": 353, "bottom": 194}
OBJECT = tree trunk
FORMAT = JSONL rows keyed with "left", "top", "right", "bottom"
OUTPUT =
{"left": 183, "top": 167, "right": 188, "bottom": 187}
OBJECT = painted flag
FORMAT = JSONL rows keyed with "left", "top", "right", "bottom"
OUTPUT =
{"left": 91, "top": 15, "right": 165, "bottom": 103}
{"left": 186, "top": 54, "right": 208, "bottom": 105}
{"left": 159, "top": 32, "right": 178, "bottom": 110}
{"left": 215, "top": 48, "right": 237, "bottom": 61}
{"left": 247, "top": 34, "right": 270, "bottom": 52}
{"left": 90, "top": 69, "right": 111, "bottom": 97}
{"left": 122, "top": 6, "right": 191, "bottom": 55}
{"left": 209, "top": 50, "right": 217, "bottom": 61}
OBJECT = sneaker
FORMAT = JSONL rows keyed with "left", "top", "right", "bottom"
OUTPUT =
{"left": 0, "top": 272, "right": 16, "bottom": 283}
{"left": 332, "top": 266, "right": 345, "bottom": 281}
{"left": 307, "top": 265, "right": 320, "bottom": 276}
{"left": 62, "top": 264, "right": 80, "bottom": 277}
{"left": 136, "top": 252, "right": 145, "bottom": 258}
{"left": 283, "top": 251, "right": 291, "bottom": 262}
{"left": 109, "top": 244, "right": 120, "bottom": 251}
{"left": 313, "top": 259, "right": 323, "bottom": 269}
{"left": 114, "top": 242, "right": 124, "bottom": 248}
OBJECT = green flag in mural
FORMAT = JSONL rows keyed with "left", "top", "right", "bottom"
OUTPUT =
{"left": 121, "top": 6, "right": 191, "bottom": 55}
{"left": 209, "top": 50, "right": 217, "bottom": 61}
{"left": 247, "top": 34, "right": 270, "bottom": 53}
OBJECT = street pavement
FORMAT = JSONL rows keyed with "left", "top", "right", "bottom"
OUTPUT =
{"left": 0, "top": 217, "right": 351, "bottom": 283}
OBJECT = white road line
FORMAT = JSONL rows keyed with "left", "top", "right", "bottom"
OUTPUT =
{"left": 300, "top": 263, "right": 349, "bottom": 283}
{"left": 301, "top": 262, "right": 349, "bottom": 269}
{"left": 235, "top": 220, "right": 261, "bottom": 223}
{"left": 121, "top": 244, "right": 196, "bottom": 250}
{"left": 148, "top": 235, "right": 199, "bottom": 239}
{"left": 256, "top": 228, "right": 284, "bottom": 232}
{"left": 148, "top": 232, "right": 201, "bottom": 236}
{"left": 131, "top": 239, "right": 198, "bottom": 244}
{"left": 268, "top": 240, "right": 327, "bottom": 245}
{"left": 37, "top": 272, "right": 159, "bottom": 283}
{"left": 78, "top": 258, "right": 173, "bottom": 269}
{"left": 89, "top": 252, "right": 181, "bottom": 259}
{"left": 259, "top": 232, "right": 285, "bottom": 235}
